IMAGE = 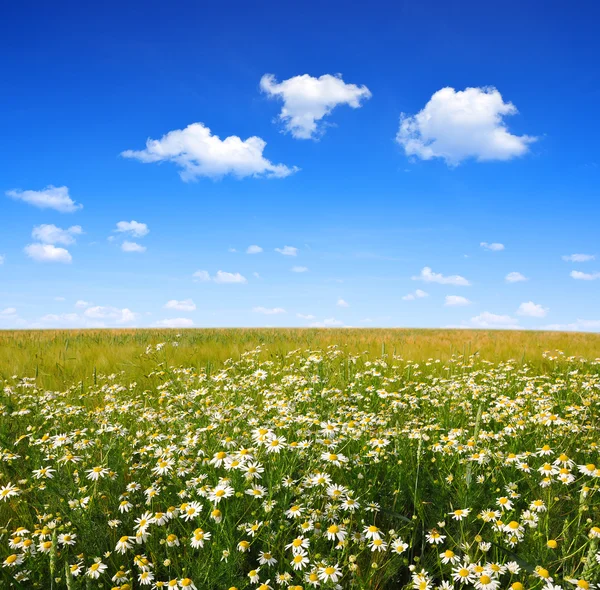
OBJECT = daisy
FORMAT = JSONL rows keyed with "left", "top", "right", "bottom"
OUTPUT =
{"left": 87, "top": 561, "right": 108, "bottom": 579}
{"left": 318, "top": 564, "right": 342, "bottom": 583}
{"left": 291, "top": 550, "right": 310, "bottom": 570}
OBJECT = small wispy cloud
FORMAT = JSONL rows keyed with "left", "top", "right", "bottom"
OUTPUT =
{"left": 275, "top": 246, "right": 298, "bottom": 256}
{"left": 571, "top": 270, "right": 600, "bottom": 281}
{"left": 412, "top": 267, "right": 470, "bottom": 286}
{"left": 562, "top": 254, "right": 595, "bottom": 262}
{"left": 480, "top": 242, "right": 505, "bottom": 251}
{"left": 253, "top": 306, "right": 286, "bottom": 315}
{"left": 155, "top": 317, "right": 194, "bottom": 328}
{"left": 115, "top": 221, "right": 149, "bottom": 237}
{"left": 517, "top": 301, "right": 548, "bottom": 318}
{"left": 121, "top": 241, "right": 146, "bottom": 253}
{"left": 25, "top": 243, "right": 72, "bottom": 263}
{"left": 246, "top": 245, "right": 263, "bottom": 254}
{"left": 444, "top": 295, "right": 471, "bottom": 306}
{"left": 505, "top": 272, "right": 528, "bottom": 283}
{"left": 6, "top": 185, "right": 82, "bottom": 213}
{"left": 291, "top": 266, "right": 308, "bottom": 273}
{"left": 165, "top": 299, "right": 196, "bottom": 311}
{"left": 402, "top": 289, "right": 429, "bottom": 301}
{"left": 471, "top": 311, "right": 519, "bottom": 329}
{"left": 336, "top": 298, "right": 350, "bottom": 308}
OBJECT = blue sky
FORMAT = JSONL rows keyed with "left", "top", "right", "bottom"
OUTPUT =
{"left": 1, "top": 0, "right": 599, "bottom": 330}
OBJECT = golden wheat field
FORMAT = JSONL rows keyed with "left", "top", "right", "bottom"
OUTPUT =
{"left": 1, "top": 329, "right": 600, "bottom": 589}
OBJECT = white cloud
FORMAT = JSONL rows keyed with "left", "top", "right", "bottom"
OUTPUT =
{"left": 84, "top": 306, "right": 137, "bottom": 324}
{"left": 253, "top": 306, "right": 286, "bottom": 315}
{"left": 213, "top": 270, "right": 247, "bottom": 284}
{"left": 0, "top": 307, "right": 16, "bottom": 315}
{"left": 402, "top": 289, "right": 429, "bottom": 301}
{"left": 155, "top": 317, "right": 194, "bottom": 328}
{"left": 260, "top": 73, "right": 372, "bottom": 139}
{"left": 396, "top": 86, "right": 536, "bottom": 166}
{"left": 412, "top": 266, "right": 470, "bottom": 286}
{"left": 445, "top": 295, "right": 471, "bottom": 306}
{"left": 193, "top": 270, "right": 211, "bottom": 282}
{"left": 310, "top": 317, "right": 344, "bottom": 327}
{"left": 517, "top": 301, "right": 549, "bottom": 318}
{"left": 246, "top": 245, "right": 263, "bottom": 254}
{"left": 0, "top": 255, "right": 4, "bottom": 265}
{"left": 32, "top": 224, "right": 82, "bottom": 245}
{"left": 336, "top": 298, "right": 350, "bottom": 308}
{"left": 275, "top": 246, "right": 298, "bottom": 256}
{"left": 41, "top": 313, "right": 81, "bottom": 324}
{"left": 54, "top": 296, "right": 66, "bottom": 301}
{"left": 115, "top": 221, "right": 149, "bottom": 237}
{"left": 291, "top": 266, "right": 308, "bottom": 273}
{"left": 75, "top": 300, "right": 91, "bottom": 309}
{"left": 121, "top": 122, "right": 297, "bottom": 180}
{"left": 6, "top": 185, "right": 82, "bottom": 213}
{"left": 297, "top": 313, "right": 316, "bottom": 320}
{"left": 471, "top": 311, "right": 520, "bottom": 329}
{"left": 505, "top": 272, "right": 528, "bottom": 283}
{"left": 563, "top": 254, "right": 595, "bottom": 262}
{"left": 165, "top": 299, "right": 196, "bottom": 311}
{"left": 25, "top": 243, "right": 72, "bottom": 263}
{"left": 543, "top": 319, "right": 600, "bottom": 332}
{"left": 480, "top": 242, "right": 505, "bottom": 251}
{"left": 121, "top": 241, "right": 146, "bottom": 253}
{"left": 571, "top": 270, "right": 600, "bottom": 281}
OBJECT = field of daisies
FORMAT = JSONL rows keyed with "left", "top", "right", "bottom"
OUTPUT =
{"left": 1, "top": 341, "right": 600, "bottom": 590}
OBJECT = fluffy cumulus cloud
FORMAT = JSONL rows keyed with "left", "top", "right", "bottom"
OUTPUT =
{"left": 480, "top": 242, "right": 505, "bottom": 251}
{"left": 402, "top": 289, "right": 429, "bottom": 301}
{"left": 571, "top": 270, "right": 600, "bottom": 280}
{"left": 75, "top": 300, "right": 91, "bottom": 309}
{"left": 412, "top": 266, "right": 470, "bottom": 286}
{"left": 275, "top": 246, "right": 298, "bottom": 256}
{"left": 471, "top": 311, "right": 520, "bottom": 329}
{"left": 121, "top": 241, "right": 146, "bottom": 253}
{"left": 252, "top": 306, "right": 286, "bottom": 315}
{"left": 505, "top": 272, "right": 528, "bottom": 283}
{"left": 164, "top": 299, "right": 196, "bottom": 312}
{"left": 121, "top": 122, "right": 297, "bottom": 181}
{"left": 517, "top": 301, "right": 549, "bottom": 318}
{"left": 445, "top": 295, "right": 471, "bottom": 306}
{"left": 260, "top": 73, "right": 372, "bottom": 139}
{"left": 6, "top": 185, "right": 82, "bottom": 213}
{"left": 115, "top": 221, "right": 149, "bottom": 237}
{"left": 83, "top": 306, "right": 137, "bottom": 324}
{"left": 396, "top": 86, "right": 536, "bottom": 166}
{"left": 336, "top": 298, "right": 350, "bottom": 308}
{"left": 32, "top": 224, "right": 82, "bottom": 245}
{"left": 155, "top": 317, "right": 194, "bottom": 328}
{"left": 25, "top": 243, "right": 72, "bottom": 263}
{"left": 246, "top": 245, "right": 263, "bottom": 254}
{"left": 562, "top": 254, "right": 595, "bottom": 262}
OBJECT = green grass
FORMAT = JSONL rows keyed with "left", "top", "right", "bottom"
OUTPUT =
{"left": 0, "top": 328, "right": 599, "bottom": 390}
{"left": 1, "top": 329, "right": 600, "bottom": 588}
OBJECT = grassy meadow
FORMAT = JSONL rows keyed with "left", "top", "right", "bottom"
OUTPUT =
{"left": 1, "top": 329, "right": 600, "bottom": 589}
{"left": 1, "top": 328, "right": 599, "bottom": 390}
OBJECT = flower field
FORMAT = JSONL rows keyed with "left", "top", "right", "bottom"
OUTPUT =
{"left": 1, "top": 335, "right": 600, "bottom": 589}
